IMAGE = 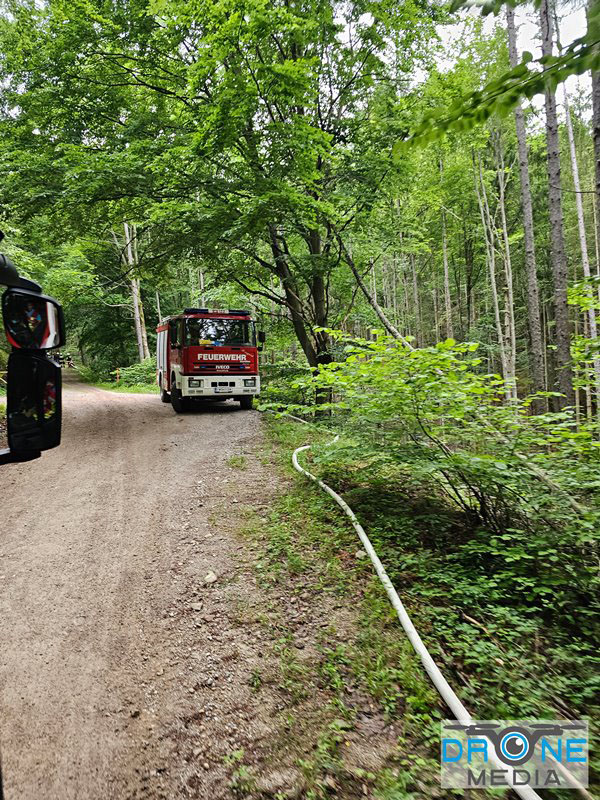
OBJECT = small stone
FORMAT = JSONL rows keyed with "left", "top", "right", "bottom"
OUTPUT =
{"left": 191, "top": 603, "right": 203, "bottom": 611}
{"left": 355, "top": 549, "right": 368, "bottom": 560}
{"left": 130, "top": 709, "right": 141, "bottom": 718}
{"left": 204, "top": 571, "right": 218, "bottom": 584}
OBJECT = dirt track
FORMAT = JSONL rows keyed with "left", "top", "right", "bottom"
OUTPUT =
{"left": 1, "top": 376, "right": 290, "bottom": 799}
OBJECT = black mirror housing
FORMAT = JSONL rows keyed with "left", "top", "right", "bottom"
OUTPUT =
{"left": 6, "top": 352, "right": 62, "bottom": 454}
{"left": 2, "top": 287, "right": 65, "bottom": 350}
{"left": 258, "top": 330, "right": 266, "bottom": 343}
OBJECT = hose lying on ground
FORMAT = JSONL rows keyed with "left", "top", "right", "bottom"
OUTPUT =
{"left": 292, "top": 437, "right": 588, "bottom": 800}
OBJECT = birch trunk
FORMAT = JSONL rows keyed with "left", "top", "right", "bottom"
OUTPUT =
{"left": 495, "top": 137, "right": 517, "bottom": 399}
{"left": 137, "top": 279, "right": 151, "bottom": 360}
{"left": 411, "top": 254, "right": 421, "bottom": 346}
{"left": 563, "top": 85, "right": 600, "bottom": 410}
{"left": 370, "top": 259, "right": 378, "bottom": 307}
{"left": 127, "top": 223, "right": 150, "bottom": 360}
{"left": 130, "top": 276, "right": 144, "bottom": 362}
{"left": 589, "top": 0, "right": 600, "bottom": 301}
{"left": 507, "top": 6, "right": 545, "bottom": 406}
{"left": 116, "top": 224, "right": 143, "bottom": 362}
{"left": 199, "top": 270, "right": 206, "bottom": 306}
{"left": 475, "top": 157, "right": 511, "bottom": 401}
{"left": 441, "top": 210, "right": 453, "bottom": 340}
{"left": 540, "top": 0, "right": 574, "bottom": 407}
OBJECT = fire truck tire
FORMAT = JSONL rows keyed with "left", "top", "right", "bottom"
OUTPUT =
{"left": 239, "top": 395, "right": 253, "bottom": 410}
{"left": 160, "top": 376, "right": 170, "bottom": 403}
{"left": 170, "top": 379, "right": 188, "bottom": 413}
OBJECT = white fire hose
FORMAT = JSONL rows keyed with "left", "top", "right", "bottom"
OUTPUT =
{"left": 292, "top": 437, "right": 548, "bottom": 800}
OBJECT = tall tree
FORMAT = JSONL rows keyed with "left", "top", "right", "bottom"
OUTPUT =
{"left": 588, "top": 0, "right": 600, "bottom": 273}
{"left": 540, "top": 0, "right": 574, "bottom": 407}
{"left": 0, "top": 0, "right": 439, "bottom": 371}
{"left": 506, "top": 6, "right": 545, "bottom": 407}
{"left": 563, "top": 86, "right": 600, "bottom": 406}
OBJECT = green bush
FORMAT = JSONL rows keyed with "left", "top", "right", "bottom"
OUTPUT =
{"left": 111, "top": 358, "right": 156, "bottom": 386}
{"left": 259, "top": 358, "right": 314, "bottom": 407}
{"left": 277, "top": 331, "right": 600, "bottom": 714}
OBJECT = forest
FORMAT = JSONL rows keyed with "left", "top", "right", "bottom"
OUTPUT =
{"left": 0, "top": 0, "right": 599, "bottom": 794}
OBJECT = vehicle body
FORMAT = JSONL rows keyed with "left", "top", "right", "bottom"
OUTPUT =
{"left": 156, "top": 308, "right": 264, "bottom": 412}
{"left": 0, "top": 234, "right": 65, "bottom": 465}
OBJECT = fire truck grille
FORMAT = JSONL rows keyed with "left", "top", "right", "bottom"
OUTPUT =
{"left": 210, "top": 381, "right": 236, "bottom": 387}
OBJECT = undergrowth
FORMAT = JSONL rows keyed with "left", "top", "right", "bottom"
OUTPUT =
{"left": 246, "top": 417, "right": 598, "bottom": 799}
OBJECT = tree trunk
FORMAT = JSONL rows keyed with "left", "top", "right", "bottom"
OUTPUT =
{"left": 137, "top": 280, "right": 151, "bottom": 360}
{"left": 540, "top": 0, "right": 574, "bottom": 407}
{"left": 495, "top": 135, "right": 517, "bottom": 399}
{"left": 128, "top": 224, "right": 150, "bottom": 360}
{"left": 199, "top": 270, "right": 206, "bottom": 306}
{"left": 441, "top": 210, "right": 453, "bottom": 340}
{"left": 130, "top": 277, "right": 145, "bottom": 362}
{"left": 116, "top": 224, "right": 144, "bottom": 362}
{"left": 370, "top": 260, "right": 378, "bottom": 307}
{"left": 336, "top": 234, "right": 412, "bottom": 347}
{"left": 589, "top": 0, "right": 600, "bottom": 298}
{"left": 507, "top": 5, "right": 546, "bottom": 407}
{"left": 156, "top": 290, "right": 162, "bottom": 322}
{"left": 564, "top": 86, "right": 600, "bottom": 411}
{"left": 268, "top": 226, "right": 319, "bottom": 368}
{"left": 308, "top": 228, "right": 331, "bottom": 366}
{"left": 475, "top": 157, "right": 512, "bottom": 401}
{"left": 411, "top": 254, "right": 421, "bottom": 347}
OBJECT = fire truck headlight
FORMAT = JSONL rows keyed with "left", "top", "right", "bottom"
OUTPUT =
{"left": 243, "top": 378, "right": 256, "bottom": 387}
{"left": 189, "top": 379, "right": 203, "bottom": 388}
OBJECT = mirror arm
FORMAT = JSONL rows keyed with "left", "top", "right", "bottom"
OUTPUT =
{"left": 0, "top": 447, "right": 41, "bottom": 465}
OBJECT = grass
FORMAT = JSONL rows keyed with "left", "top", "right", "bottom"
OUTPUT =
{"left": 88, "top": 381, "right": 159, "bottom": 394}
{"left": 223, "top": 749, "right": 257, "bottom": 795}
{"left": 242, "top": 416, "right": 598, "bottom": 798}
{"left": 242, "top": 419, "right": 445, "bottom": 797}
{"left": 227, "top": 454, "right": 248, "bottom": 470}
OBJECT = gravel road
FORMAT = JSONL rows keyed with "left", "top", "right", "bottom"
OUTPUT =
{"left": 0, "top": 377, "right": 290, "bottom": 799}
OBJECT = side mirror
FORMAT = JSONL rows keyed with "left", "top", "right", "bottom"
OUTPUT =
{"left": 5, "top": 352, "right": 62, "bottom": 456}
{"left": 258, "top": 331, "right": 266, "bottom": 343}
{"left": 2, "top": 287, "right": 65, "bottom": 350}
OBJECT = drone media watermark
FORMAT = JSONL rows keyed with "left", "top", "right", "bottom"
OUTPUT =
{"left": 441, "top": 720, "right": 589, "bottom": 789}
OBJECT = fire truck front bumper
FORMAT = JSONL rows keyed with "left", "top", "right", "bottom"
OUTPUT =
{"left": 181, "top": 375, "right": 261, "bottom": 398}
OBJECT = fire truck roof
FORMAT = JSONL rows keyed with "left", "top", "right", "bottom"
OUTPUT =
{"left": 156, "top": 310, "right": 256, "bottom": 331}
{"left": 182, "top": 308, "right": 251, "bottom": 316}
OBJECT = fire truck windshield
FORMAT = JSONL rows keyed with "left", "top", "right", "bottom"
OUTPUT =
{"left": 184, "top": 318, "right": 255, "bottom": 346}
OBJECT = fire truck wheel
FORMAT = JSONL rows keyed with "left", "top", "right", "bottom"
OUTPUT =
{"left": 239, "top": 395, "right": 253, "bottom": 410}
{"left": 160, "top": 376, "right": 170, "bottom": 403}
{"left": 170, "top": 381, "right": 188, "bottom": 413}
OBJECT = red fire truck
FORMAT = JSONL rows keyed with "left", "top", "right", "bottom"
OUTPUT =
{"left": 156, "top": 308, "right": 265, "bottom": 412}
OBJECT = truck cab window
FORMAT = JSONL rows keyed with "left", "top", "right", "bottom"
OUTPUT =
{"left": 169, "top": 319, "right": 179, "bottom": 346}
{"left": 185, "top": 319, "right": 254, "bottom": 346}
